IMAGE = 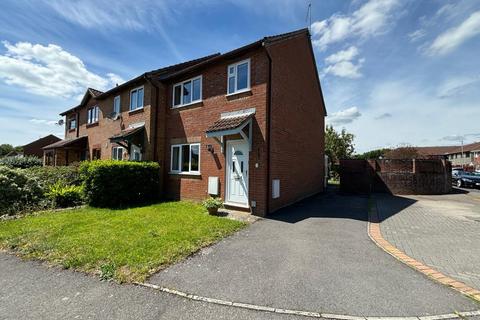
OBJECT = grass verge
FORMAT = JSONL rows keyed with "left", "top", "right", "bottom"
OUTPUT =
{"left": 0, "top": 201, "right": 246, "bottom": 283}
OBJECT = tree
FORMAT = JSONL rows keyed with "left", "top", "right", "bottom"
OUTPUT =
{"left": 325, "top": 125, "right": 355, "bottom": 164}
{"left": 0, "top": 144, "right": 14, "bottom": 157}
{"left": 384, "top": 146, "right": 420, "bottom": 159}
{"left": 354, "top": 148, "right": 391, "bottom": 160}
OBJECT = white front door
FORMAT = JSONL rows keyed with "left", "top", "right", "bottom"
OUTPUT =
{"left": 226, "top": 140, "right": 249, "bottom": 206}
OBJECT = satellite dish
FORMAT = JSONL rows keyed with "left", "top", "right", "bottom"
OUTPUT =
{"left": 56, "top": 119, "right": 64, "bottom": 126}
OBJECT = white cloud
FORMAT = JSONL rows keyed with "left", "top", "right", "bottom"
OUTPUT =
{"left": 323, "top": 46, "right": 364, "bottom": 79}
{"left": 323, "top": 60, "right": 364, "bottom": 79}
{"left": 0, "top": 41, "right": 124, "bottom": 99}
{"left": 374, "top": 112, "right": 392, "bottom": 120}
{"left": 29, "top": 118, "right": 58, "bottom": 126}
{"left": 325, "top": 46, "right": 359, "bottom": 64}
{"left": 311, "top": 0, "right": 401, "bottom": 50}
{"left": 327, "top": 107, "right": 362, "bottom": 126}
{"left": 408, "top": 29, "right": 427, "bottom": 42}
{"left": 427, "top": 11, "right": 480, "bottom": 55}
{"left": 437, "top": 75, "right": 480, "bottom": 98}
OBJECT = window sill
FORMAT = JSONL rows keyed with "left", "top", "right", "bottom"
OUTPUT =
{"left": 169, "top": 172, "right": 201, "bottom": 177}
{"left": 129, "top": 107, "right": 144, "bottom": 115}
{"left": 171, "top": 100, "right": 203, "bottom": 110}
{"left": 225, "top": 88, "right": 251, "bottom": 97}
{"left": 68, "top": 128, "right": 76, "bottom": 132}
{"left": 86, "top": 122, "right": 99, "bottom": 128}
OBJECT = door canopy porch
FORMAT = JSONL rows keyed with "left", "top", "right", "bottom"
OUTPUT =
{"left": 205, "top": 108, "right": 255, "bottom": 153}
{"left": 109, "top": 125, "right": 145, "bottom": 150}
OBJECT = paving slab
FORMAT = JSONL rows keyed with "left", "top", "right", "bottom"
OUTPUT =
{"left": 376, "top": 191, "right": 480, "bottom": 291}
{"left": 149, "top": 190, "right": 479, "bottom": 317}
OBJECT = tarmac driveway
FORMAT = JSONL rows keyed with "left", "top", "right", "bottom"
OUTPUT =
{"left": 149, "top": 190, "right": 479, "bottom": 317}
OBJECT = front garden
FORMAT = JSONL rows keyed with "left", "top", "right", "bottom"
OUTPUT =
{"left": 0, "top": 159, "right": 245, "bottom": 282}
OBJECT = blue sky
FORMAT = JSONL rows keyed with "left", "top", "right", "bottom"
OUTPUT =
{"left": 0, "top": 0, "right": 479, "bottom": 152}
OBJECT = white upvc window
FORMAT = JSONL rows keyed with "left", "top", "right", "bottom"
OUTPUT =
{"left": 87, "top": 105, "right": 99, "bottom": 124}
{"left": 112, "top": 146, "right": 124, "bottom": 160}
{"left": 170, "top": 143, "right": 200, "bottom": 174}
{"left": 130, "top": 86, "right": 144, "bottom": 111}
{"left": 130, "top": 144, "right": 142, "bottom": 161}
{"left": 113, "top": 95, "right": 121, "bottom": 114}
{"left": 227, "top": 59, "right": 250, "bottom": 95}
{"left": 172, "top": 76, "right": 202, "bottom": 108}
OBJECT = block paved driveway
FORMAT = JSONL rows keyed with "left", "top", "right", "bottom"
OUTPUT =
{"left": 150, "top": 190, "right": 479, "bottom": 317}
{"left": 376, "top": 189, "right": 480, "bottom": 291}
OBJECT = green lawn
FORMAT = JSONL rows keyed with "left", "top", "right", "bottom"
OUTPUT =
{"left": 0, "top": 202, "right": 246, "bottom": 283}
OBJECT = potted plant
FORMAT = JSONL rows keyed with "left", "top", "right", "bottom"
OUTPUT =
{"left": 202, "top": 197, "right": 224, "bottom": 215}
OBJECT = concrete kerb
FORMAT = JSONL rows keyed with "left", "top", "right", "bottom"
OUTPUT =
{"left": 134, "top": 282, "right": 480, "bottom": 320}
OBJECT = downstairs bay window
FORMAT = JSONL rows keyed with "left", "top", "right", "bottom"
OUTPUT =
{"left": 170, "top": 143, "right": 200, "bottom": 174}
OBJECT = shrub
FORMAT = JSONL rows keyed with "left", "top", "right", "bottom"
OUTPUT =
{"left": 47, "top": 182, "right": 84, "bottom": 208}
{"left": 202, "top": 197, "right": 224, "bottom": 210}
{"left": 80, "top": 160, "right": 160, "bottom": 208}
{"left": 0, "top": 156, "right": 42, "bottom": 169}
{"left": 0, "top": 166, "right": 45, "bottom": 215}
{"left": 25, "top": 165, "right": 82, "bottom": 192}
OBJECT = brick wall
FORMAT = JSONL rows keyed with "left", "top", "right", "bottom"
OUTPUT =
{"left": 162, "top": 49, "right": 269, "bottom": 216}
{"left": 267, "top": 34, "right": 326, "bottom": 212}
{"left": 340, "top": 159, "right": 452, "bottom": 194}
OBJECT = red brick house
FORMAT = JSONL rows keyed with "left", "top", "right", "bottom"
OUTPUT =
{"left": 43, "top": 29, "right": 327, "bottom": 215}
{"left": 23, "top": 134, "right": 61, "bottom": 158}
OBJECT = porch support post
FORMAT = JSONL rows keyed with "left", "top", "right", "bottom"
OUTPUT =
{"left": 239, "top": 120, "right": 252, "bottom": 151}
{"left": 212, "top": 136, "right": 224, "bottom": 154}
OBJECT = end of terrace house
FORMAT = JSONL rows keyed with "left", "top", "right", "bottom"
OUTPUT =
{"left": 43, "top": 28, "right": 327, "bottom": 216}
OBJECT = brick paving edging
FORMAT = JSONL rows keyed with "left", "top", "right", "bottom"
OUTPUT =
{"left": 368, "top": 198, "right": 480, "bottom": 304}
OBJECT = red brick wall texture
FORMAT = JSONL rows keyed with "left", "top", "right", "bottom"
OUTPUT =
{"left": 340, "top": 159, "right": 452, "bottom": 195}
{"left": 57, "top": 31, "right": 326, "bottom": 216}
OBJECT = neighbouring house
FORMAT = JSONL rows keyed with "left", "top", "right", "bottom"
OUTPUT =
{"left": 415, "top": 143, "right": 480, "bottom": 171}
{"left": 415, "top": 146, "right": 459, "bottom": 159}
{"left": 23, "top": 134, "right": 61, "bottom": 158}
{"left": 43, "top": 28, "right": 327, "bottom": 216}
{"left": 444, "top": 142, "right": 480, "bottom": 170}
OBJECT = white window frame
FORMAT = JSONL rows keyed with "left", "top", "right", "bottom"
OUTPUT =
{"left": 130, "top": 144, "right": 142, "bottom": 161}
{"left": 170, "top": 143, "right": 200, "bottom": 174}
{"left": 112, "top": 146, "right": 124, "bottom": 160}
{"left": 172, "top": 75, "right": 202, "bottom": 108}
{"left": 113, "top": 95, "right": 121, "bottom": 114}
{"left": 129, "top": 86, "right": 144, "bottom": 111}
{"left": 227, "top": 59, "right": 250, "bottom": 95}
{"left": 87, "top": 105, "right": 99, "bottom": 124}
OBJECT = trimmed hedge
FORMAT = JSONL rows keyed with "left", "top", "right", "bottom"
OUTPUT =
{"left": 25, "top": 165, "right": 82, "bottom": 191}
{"left": 0, "top": 156, "right": 42, "bottom": 169}
{"left": 80, "top": 160, "right": 160, "bottom": 208}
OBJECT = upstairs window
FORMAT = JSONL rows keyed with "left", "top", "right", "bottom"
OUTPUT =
{"left": 170, "top": 143, "right": 200, "bottom": 174}
{"left": 172, "top": 76, "right": 202, "bottom": 108}
{"left": 113, "top": 95, "right": 121, "bottom": 114}
{"left": 87, "top": 106, "right": 99, "bottom": 124}
{"left": 130, "top": 86, "right": 144, "bottom": 111}
{"left": 227, "top": 59, "right": 250, "bottom": 94}
{"left": 68, "top": 116, "right": 76, "bottom": 130}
